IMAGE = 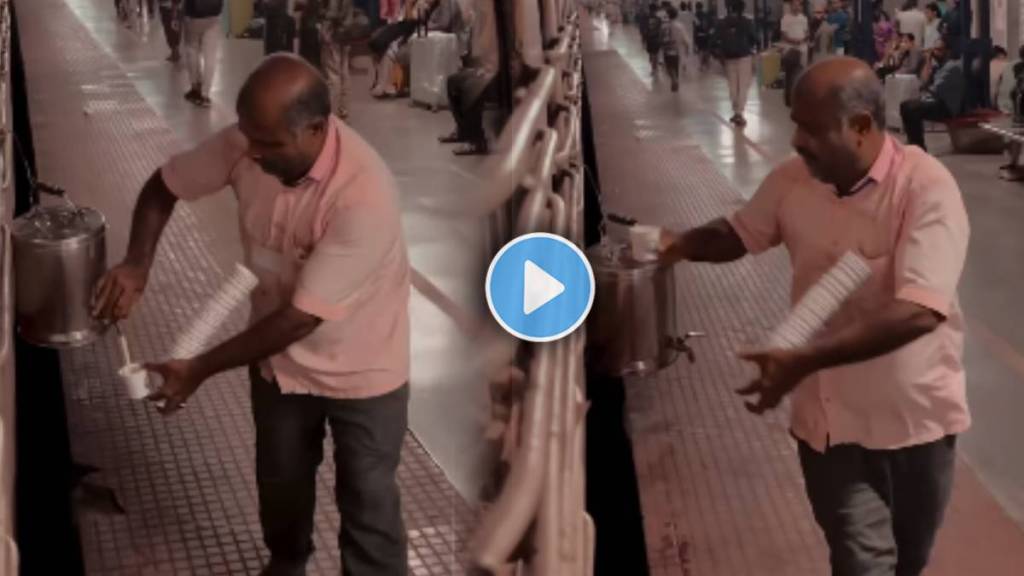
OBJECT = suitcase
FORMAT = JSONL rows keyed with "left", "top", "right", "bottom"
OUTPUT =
{"left": 758, "top": 50, "right": 781, "bottom": 88}
{"left": 410, "top": 32, "right": 461, "bottom": 111}
{"left": 884, "top": 74, "right": 920, "bottom": 131}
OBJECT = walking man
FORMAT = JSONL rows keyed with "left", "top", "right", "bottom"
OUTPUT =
{"left": 714, "top": 0, "right": 757, "bottom": 126}
{"left": 183, "top": 0, "right": 225, "bottom": 107}
{"left": 660, "top": 57, "right": 969, "bottom": 576}
{"left": 158, "top": 0, "right": 182, "bottom": 62}
{"left": 320, "top": 0, "right": 365, "bottom": 119}
{"left": 92, "top": 54, "right": 411, "bottom": 576}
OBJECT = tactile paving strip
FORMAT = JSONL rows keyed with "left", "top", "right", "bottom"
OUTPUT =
{"left": 17, "top": 1, "right": 474, "bottom": 574}
{"left": 582, "top": 47, "right": 830, "bottom": 576}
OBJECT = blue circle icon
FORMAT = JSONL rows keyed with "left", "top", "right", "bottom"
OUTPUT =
{"left": 485, "top": 233, "right": 595, "bottom": 342}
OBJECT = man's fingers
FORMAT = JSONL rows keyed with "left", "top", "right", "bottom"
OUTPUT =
{"left": 114, "top": 290, "right": 140, "bottom": 320}
{"left": 735, "top": 379, "right": 763, "bottom": 395}
{"left": 91, "top": 275, "right": 116, "bottom": 317}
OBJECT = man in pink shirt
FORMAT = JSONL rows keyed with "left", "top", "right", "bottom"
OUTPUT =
{"left": 661, "top": 57, "right": 970, "bottom": 575}
{"left": 92, "top": 55, "right": 411, "bottom": 576}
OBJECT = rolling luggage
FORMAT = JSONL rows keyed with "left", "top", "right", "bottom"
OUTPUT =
{"left": 884, "top": 74, "right": 921, "bottom": 131}
{"left": 410, "top": 32, "right": 460, "bottom": 110}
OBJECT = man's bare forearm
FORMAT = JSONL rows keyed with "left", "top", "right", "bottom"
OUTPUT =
{"left": 800, "top": 300, "right": 943, "bottom": 373}
{"left": 125, "top": 170, "right": 178, "bottom": 269}
{"left": 193, "top": 305, "right": 322, "bottom": 380}
{"left": 665, "top": 217, "right": 748, "bottom": 263}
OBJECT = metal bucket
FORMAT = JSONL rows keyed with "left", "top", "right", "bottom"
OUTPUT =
{"left": 11, "top": 204, "right": 107, "bottom": 348}
{"left": 585, "top": 241, "right": 700, "bottom": 378}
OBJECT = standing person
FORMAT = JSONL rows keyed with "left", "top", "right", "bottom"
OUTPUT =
{"left": 91, "top": 54, "right": 412, "bottom": 576}
{"left": 297, "top": 0, "right": 324, "bottom": 68}
{"left": 264, "top": 0, "right": 297, "bottom": 55}
{"left": 320, "top": 0, "right": 369, "bottom": 119}
{"left": 900, "top": 37, "right": 964, "bottom": 151}
{"left": 662, "top": 6, "right": 691, "bottom": 92}
{"left": 825, "top": 0, "right": 849, "bottom": 54}
{"left": 872, "top": 2, "right": 894, "bottom": 65}
{"left": 182, "top": 0, "right": 225, "bottom": 108}
{"left": 938, "top": 0, "right": 966, "bottom": 56}
{"left": 923, "top": 2, "right": 940, "bottom": 50}
{"left": 694, "top": 1, "right": 713, "bottom": 70}
{"left": 660, "top": 57, "right": 970, "bottom": 576}
{"left": 644, "top": 2, "right": 665, "bottom": 76}
{"left": 780, "top": 0, "right": 809, "bottom": 107}
{"left": 895, "top": 0, "right": 927, "bottom": 53}
{"left": 158, "top": 0, "right": 183, "bottom": 62}
{"left": 714, "top": 0, "right": 757, "bottom": 126}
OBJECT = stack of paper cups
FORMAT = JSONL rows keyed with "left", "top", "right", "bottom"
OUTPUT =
{"left": 765, "top": 251, "right": 872, "bottom": 349}
{"left": 168, "top": 263, "right": 258, "bottom": 359}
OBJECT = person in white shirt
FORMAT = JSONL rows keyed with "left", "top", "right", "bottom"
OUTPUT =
{"left": 895, "top": 0, "right": 927, "bottom": 50}
{"left": 781, "top": 0, "right": 809, "bottom": 106}
{"left": 923, "top": 2, "right": 940, "bottom": 50}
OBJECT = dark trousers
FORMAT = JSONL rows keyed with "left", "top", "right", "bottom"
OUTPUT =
{"left": 664, "top": 52, "right": 680, "bottom": 91}
{"left": 159, "top": 7, "right": 181, "bottom": 53}
{"left": 900, "top": 98, "right": 952, "bottom": 151}
{"left": 250, "top": 367, "right": 409, "bottom": 575}
{"left": 798, "top": 435, "right": 957, "bottom": 576}
{"left": 782, "top": 49, "right": 803, "bottom": 108}
{"left": 446, "top": 68, "right": 494, "bottom": 144}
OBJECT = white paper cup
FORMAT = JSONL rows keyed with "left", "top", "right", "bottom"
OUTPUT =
{"left": 119, "top": 363, "right": 151, "bottom": 400}
{"left": 630, "top": 225, "right": 662, "bottom": 262}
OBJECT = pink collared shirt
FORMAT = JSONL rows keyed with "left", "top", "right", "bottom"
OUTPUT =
{"left": 161, "top": 117, "right": 410, "bottom": 399}
{"left": 730, "top": 136, "right": 971, "bottom": 452}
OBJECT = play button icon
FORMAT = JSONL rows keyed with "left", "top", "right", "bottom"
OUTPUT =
{"left": 486, "top": 233, "right": 595, "bottom": 342}
{"left": 523, "top": 260, "right": 565, "bottom": 315}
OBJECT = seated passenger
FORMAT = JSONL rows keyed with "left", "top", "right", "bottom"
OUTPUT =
{"left": 899, "top": 37, "right": 964, "bottom": 151}
{"left": 875, "top": 33, "right": 923, "bottom": 79}
{"left": 437, "top": 0, "right": 498, "bottom": 155}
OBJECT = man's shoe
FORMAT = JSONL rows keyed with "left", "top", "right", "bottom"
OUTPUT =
{"left": 258, "top": 558, "right": 307, "bottom": 576}
{"left": 735, "top": 115, "right": 747, "bottom": 127}
{"left": 184, "top": 88, "right": 201, "bottom": 104}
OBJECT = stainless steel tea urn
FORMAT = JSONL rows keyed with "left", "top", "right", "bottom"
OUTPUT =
{"left": 585, "top": 241, "right": 701, "bottom": 378}
{"left": 11, "top": 196, "right": 107, "bottom": 348}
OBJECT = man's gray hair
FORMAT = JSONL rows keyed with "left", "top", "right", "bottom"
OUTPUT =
{"left": 794, "top": 57, "right": 886, "bottom": 129}
{"left": 283, "top": 77, "right": 331, "bottom": 133}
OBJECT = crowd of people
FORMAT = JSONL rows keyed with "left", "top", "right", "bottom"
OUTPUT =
{"left": 120, "top": 0, "right": 499, "bottom": 156}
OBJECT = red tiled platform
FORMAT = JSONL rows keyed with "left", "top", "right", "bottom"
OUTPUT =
{"left": 582, "top": 32, "right": 1024, "bottom": 576}
{"left": 17, "top": 1, "right": 474, "bottom": 574}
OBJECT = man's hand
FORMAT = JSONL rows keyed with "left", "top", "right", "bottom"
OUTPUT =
{"left": 145, "top": 358, "right": 207, "bottom": 415}
{"left": 91, "top": 262, "right": 150, "bottom": 321}
{"left": 735, "top": 348, "right": 816, "bottom": 415}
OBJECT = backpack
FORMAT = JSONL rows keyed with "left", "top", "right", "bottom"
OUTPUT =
{"left": 714, "top": 16, "right": 752, "bottom": 60}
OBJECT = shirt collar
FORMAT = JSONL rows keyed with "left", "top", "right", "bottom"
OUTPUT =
{"left": 847, "top": 134, "right": 896, "bottom": 196}
{"left": 294, "top": 118, "right": 339, "bottom": 187}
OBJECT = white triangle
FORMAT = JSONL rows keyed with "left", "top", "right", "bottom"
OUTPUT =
{"left": 523, "top": 260, "right": 565, "bottom": 315}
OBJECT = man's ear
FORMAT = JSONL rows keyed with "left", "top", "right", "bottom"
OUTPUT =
{"left": 308, "top": 117, "right": 328, "bottom": 135}
{"left": 849, "top": 112, "right": 873, "bottom": 136}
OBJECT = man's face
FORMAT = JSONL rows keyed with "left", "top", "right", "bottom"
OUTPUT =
{"left": 238, "top": 111, "right": 325, "bottom": 186}
{"left": 790, "top": 93, "right": 861, "bottom": 188}
{"left": 932, "top": 40, "right": 947, "bottom": 62}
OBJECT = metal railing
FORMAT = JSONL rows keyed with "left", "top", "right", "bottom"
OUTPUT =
{"left": 0, "top": 0, "right": 17, "bottom": 572}
{"left": 388, "top": 0, "right": 590, "bottom": 571}
{"left": 467, "top": 2, "right": 592, "bottom": 573}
